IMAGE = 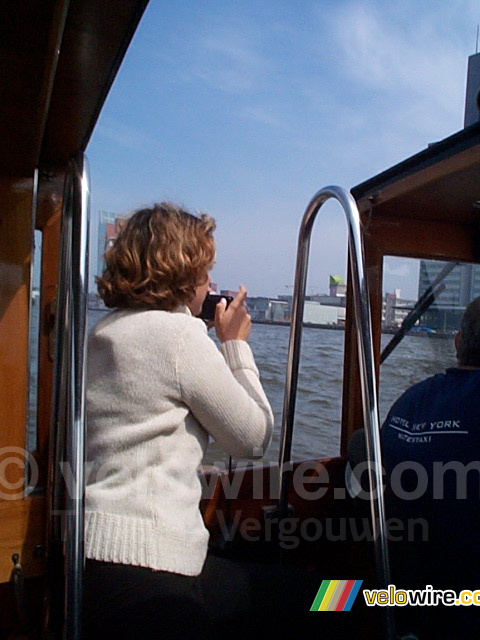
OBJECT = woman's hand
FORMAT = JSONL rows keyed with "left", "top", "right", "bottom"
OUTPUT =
{"left": 214, "top": 285, "right": 251, "bottom": 343}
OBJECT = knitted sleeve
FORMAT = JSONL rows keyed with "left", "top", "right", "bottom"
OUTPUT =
{"left": 176, "top": 321, "right": 274, "bottom": 458}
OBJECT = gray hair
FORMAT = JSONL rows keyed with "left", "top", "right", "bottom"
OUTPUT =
{"left": 457, "top": 297, "right": 480, "bottom": 367}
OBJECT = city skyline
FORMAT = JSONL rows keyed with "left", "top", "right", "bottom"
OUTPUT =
{"left": 95, "top": 210, "right": 421, "bottom": 299}
{"left": 91, "top": 216, "right": 480, "bottom": 330}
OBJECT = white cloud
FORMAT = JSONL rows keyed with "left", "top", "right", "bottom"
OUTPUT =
{"left": 236, "top": 104, "right": 284, "bottom": 128}
{"left": 282, "top": 0, "right": 477, "bottom": 184}
{"left": 384, "top": 259, "right": 411, "bottom": 278}
{"left": 191, "top": 25, "right": 272, "bottom": 94}
{"left": 325, "top": 2, "right": 466, "bottom": 121}
{"left": 95, "top": 119, "right": 155, "bottom": 152}
{"left": 383, "top": 257, "right": 420, "bottom": 299}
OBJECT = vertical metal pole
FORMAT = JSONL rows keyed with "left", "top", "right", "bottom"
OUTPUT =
{"left": 50, "top": 152, "right": 90, "bottom": 639}
{"left": 278, "top": 186, "right": 395, "bottom": 640}
{"left": 64, "top": 152, "right": 90, "bottom": 640}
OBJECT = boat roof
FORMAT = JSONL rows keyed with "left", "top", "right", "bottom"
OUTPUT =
{"left": 352, "top": 121, "right": 480, "bottom": 228}
{"left": 0, "top": 0, "right": 148, "bottom": 177}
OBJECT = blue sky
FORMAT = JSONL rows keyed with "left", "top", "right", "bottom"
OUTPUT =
{"left": 87, "top": 0, "right": 479, "bottom": 298}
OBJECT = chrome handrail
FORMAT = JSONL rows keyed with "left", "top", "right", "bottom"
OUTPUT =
{"left": 50, "top": 152, "right": 90, "bottom": 640}
{"left": 278, "top": 186, "right": 394, "bottom": 639}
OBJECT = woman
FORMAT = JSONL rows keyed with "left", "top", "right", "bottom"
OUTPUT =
{"left": 84, "top": 203, "right": 274, "bottom": 637}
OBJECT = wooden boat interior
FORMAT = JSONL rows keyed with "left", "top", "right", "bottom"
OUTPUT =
{"left": 1, "top": 0, "right": 479, "bottom": 637}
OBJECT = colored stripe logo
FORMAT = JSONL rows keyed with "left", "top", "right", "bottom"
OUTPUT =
{"left": 310, "top": 580, "right": 363, "bottom": 611}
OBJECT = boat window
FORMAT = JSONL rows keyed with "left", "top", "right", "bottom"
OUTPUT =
{"left": 378, "top": 256, "right": 480, "bottom": 422}
{"left": 26, "top": 229, "right": 42, "bottom": 453}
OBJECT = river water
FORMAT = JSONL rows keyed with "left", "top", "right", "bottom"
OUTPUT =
{"left": 87, "top": 309, "right": 457, "bottom": 466}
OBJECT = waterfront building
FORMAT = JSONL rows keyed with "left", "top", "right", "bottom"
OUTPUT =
{"left": 329, "top": 274, "right": 346, "bottom": 298}
{"left": 246, "top": 297, "right": 271, "bottom": 321}
{"left": 303, "top": 300, "right": 344, "bottom": 325}
{"left": 310, "top": 293, "right": 347, "bottom": 308}
{"left": 97, "top": 210, "right": 123, "bottom": 277}
{"left": 267, "top": 299, "right": 290, "bottom": 322}
{"left": 418, "top": 260, "right": 480, "bottom": 330}
{"left": 383, "top": 290, "right": 414, "bottom": 329}
{"left": 247, "top": 297, "right": 289, "bottom": 323}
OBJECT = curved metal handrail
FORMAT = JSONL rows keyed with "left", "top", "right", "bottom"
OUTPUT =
{"left": 50, "top": 152, "right": 90, "bottom": 640}
{"left": 277, "top": 186, "right": 394, "bottom": 639}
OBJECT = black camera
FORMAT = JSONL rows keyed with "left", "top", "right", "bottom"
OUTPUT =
{"left": 199, "top": 293, "right": 233, "bottom": 321}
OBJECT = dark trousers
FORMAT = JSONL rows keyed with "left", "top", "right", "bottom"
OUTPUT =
{"left": 83, "top": 553, "right": 348, "bottom": 638}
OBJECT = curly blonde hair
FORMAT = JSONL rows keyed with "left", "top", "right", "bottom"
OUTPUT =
{"left": 97, "top": 203, "right": 216, "bottom": 310}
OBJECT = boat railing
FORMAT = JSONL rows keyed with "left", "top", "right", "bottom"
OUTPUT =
{"left": 49, "top": 152, "right": 90, "bottom": 640}
{"left": 277, "top": 185, "right": 395, "bottom": 639}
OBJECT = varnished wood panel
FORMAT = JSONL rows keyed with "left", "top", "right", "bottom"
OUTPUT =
{"left": 363, "top": 215, "right": 477, "bottom": 263}
{"left": 35, "top": 176, "right": 64, "bottom": 489}
{"left": 0, "top": 178, "right": 33, "bottom": 496}
{"left": 201, "top": 457, "right": 349, "bottom": 540}
{"left": 0, "top": 496, "right": 45, "bottom": 583}
{"left": 0, "top": 177, "right": 48, "bottom": 587}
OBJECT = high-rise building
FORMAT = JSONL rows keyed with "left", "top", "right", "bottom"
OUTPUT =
{"left": 464, "top": 51, "right": 480, "bottom": 127}
{"left": 97, "top": 211, "right": 116, "bottom": 277}
{"left": 96, "top": 211, "right": 127, "bottom": 278}
{"left": 383, "top": 290, "right": 413, "bottom": 328}
{"left": 418, "top": 260, "right": 480, "bottom": 330}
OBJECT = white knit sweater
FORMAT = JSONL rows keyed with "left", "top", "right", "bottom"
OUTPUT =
{"left": 85, "top": 306, "right": 273, "bottom": 576}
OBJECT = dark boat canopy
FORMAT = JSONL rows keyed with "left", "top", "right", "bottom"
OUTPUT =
{"left": 0, "top": 0, "right": 148, "bottom": 176}
{"left": 352, "top": 122, "right": 480, "bottom": 230}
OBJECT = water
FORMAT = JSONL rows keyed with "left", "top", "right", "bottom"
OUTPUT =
{"left": 87, "top": 309, "right": 457, "bottom": 467}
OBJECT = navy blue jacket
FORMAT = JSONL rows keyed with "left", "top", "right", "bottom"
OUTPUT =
{"left": 381, "top": 368, "right": 480, "bottom": 638}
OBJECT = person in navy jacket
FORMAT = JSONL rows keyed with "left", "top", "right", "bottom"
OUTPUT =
{"left": 381, "top": 296, "right": 480, "bottom": 639}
